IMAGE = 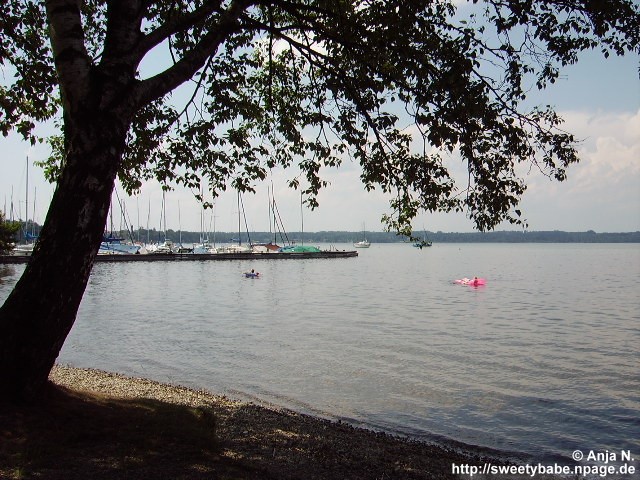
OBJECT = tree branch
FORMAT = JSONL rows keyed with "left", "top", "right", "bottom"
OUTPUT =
{"left": 130, "top": 0, "right": 256, "bottom": 108}
{"left": 44, "top": 0, "right": 92, "bottom": 113}
{"left": 103, "top": 0, "right": 146, "bottom": 61}
{"left": 133, "top": 1, "right": 224, "bottom": 66}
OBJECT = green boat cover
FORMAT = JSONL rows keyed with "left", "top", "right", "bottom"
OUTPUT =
{"left": 278, "top": 245, "right": 321, "bottom": 253}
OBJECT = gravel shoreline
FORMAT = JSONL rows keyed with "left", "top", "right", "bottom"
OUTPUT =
{"left": 46, "top": 364, "right": 506, "bottom": 479}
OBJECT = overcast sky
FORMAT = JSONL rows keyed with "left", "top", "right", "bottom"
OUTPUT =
{"left": 1, "top": 23, "right": 638, "bottom": 235}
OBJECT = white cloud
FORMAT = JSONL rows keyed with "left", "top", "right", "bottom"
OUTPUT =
{"left": 558, "top": 110, "right": 638, "bottom": 193}
{"left": 515, "top": 109, "right": 640, "bottom": 231}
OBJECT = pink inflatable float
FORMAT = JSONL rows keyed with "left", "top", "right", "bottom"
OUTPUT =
{"left": 455, "top": 277, "right": 486, "bottom": 286}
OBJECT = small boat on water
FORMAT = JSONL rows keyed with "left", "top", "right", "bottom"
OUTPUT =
{"left": 353, "top": 240, "right": 371, "bottom": 248}
{"left": 413, "top": 239, "right": 432, "bottom": 248}
{"left": 413, "top": 229, "right": 432, "bottom": 248}
{"left": 353, "top": 223, "right": 371, "bottom": 248}
{"left": 455, "top": 277, "right": 486, "bottom": 287}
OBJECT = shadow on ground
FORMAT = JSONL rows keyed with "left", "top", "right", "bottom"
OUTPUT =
{"left": 1, "top": 379, "right": 521, "bottom": 480}
{"left": 0, "top": 384, "right": 269, "bottom": 480}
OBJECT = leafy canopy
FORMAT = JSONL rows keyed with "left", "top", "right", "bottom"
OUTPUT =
{"left": 0, "top": 212, "right": 20, "bottom": 255}
{"left": 1, "top": 0, "right": 638, "bottom": 233}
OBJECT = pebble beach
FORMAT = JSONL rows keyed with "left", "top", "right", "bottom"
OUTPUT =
{"left": 43, "top": 364, "right": 513, "bottom": 479}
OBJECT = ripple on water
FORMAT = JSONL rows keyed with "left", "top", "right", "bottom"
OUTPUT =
{"left": 2, "top": 243, "right": 638, "bottom": 461}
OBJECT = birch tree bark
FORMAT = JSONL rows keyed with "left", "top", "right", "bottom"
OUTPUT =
{"left": 0, "top": 0, "right": 245, "bottom": 401}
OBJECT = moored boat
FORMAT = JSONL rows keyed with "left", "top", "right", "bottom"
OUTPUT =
{"left": 353, "top": 223, "right": 371, "bottom": 248}
{"left": 99, "top": 233, "right": 143, "bottom": 255}
{"left": 12, "top": 243, "right": 34, "bottom": 256}
{"left": 278, "top": 245, "right": 321, "bottom": 253}
{"left": 353, "top": 240, "right": 371, "bottom": 248}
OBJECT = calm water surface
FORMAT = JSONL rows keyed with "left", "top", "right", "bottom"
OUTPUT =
{"left": 1, "top": 243, "right": 638, "bottom": 463}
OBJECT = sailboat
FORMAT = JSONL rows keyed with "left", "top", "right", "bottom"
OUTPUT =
{"left": 353, "top": 224, "right": 371, "bottom": 248}
{"left": 13, "top": 157, "right": 36, "bottom": 256}
{"left": 191, "top": 196, "right": 217, "bottom": 254}
{"left": 99, "top": 200, "right": 142, "bottom": 255}
{"left": 216, "top": 190, "right": 252, "bottom": 253}
{"left": 413, "top": 228, "right": 432, "bottom": 248}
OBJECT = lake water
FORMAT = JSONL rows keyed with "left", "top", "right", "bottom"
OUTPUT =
{"left": 1, "top": 243, "right": 639, "bottom": 465}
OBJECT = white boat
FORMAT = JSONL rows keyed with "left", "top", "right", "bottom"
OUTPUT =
{"left": 191, "top": 202, "right": 217, "bottom": 254}
{"left": 353, "top": 224, "right": 371, "bottom": 248}
{"left": 216, "top": 243, "right": 252, "bottom": 254}
{"left": 152, "top": 240, "right": 175, "bottom": 254}
{"left": 191, "top": 241, "right": 217, "bottom": 254}
{"left": 12, "top": 243, "right": 34, "bottom": 256}
{"left": 251, "top": 242, "right": 280, "bottom": 253}
{"left": 98, "top": 235, "right": 142, "bottom": 255}
{"left": 413, "top": 232, "right": 432, "bottom": 249}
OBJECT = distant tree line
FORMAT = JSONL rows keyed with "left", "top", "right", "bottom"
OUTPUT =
{"left": 113, "top": 228, "right": 640, "bottom": 244}
{"left": 5, "top": 220, "right": 638, "bottom": 246}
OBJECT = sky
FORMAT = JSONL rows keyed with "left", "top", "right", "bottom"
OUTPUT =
{"left": 1, "top": 17, "right": 639, "bottom": 235}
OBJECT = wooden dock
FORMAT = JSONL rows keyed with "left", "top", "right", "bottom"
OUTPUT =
{"left": 0, "top": 250, "right": 358, "bottom": 264}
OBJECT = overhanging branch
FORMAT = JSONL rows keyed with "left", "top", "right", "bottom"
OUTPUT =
{"left": 130, "top": 0, "right": 257, "bottom": 109}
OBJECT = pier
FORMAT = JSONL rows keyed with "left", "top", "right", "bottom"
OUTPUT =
{"left": 0, "top": 250, "right": 358, "bottom": 264}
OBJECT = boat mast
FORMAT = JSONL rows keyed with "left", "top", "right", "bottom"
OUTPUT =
{"left": 146, "top": 198, "right": 151, "bottom": 245}
{"left": 238, "top": 191, "right": 251, "bottom": 246}
{"left": 136, "top": 197, "right": 140, "bottom": 242}
{"left": 163, "top": 191, "right": 167, "bottom": 242}
{"left": 212, "top": 201, "right": 217, "bottom": 248}
{"left": 10, "top": 186, "right": 14, "bottom": 222}
{"left": 32, "top": 187, "right": 36, "bottom": 237}
{"left": 199, "top": 187, "right": 204, "bottom": 244}
{"left": 272, "top": 189, "right": 277, "bottom": 244}
{"left": 159, "top": 190, "right": 166, "bottom": 243}
{"left": 178, "top": 200, "right": 182, "bottom": 247}
{"left": 267, "top": 184, "right": 271, "bottom": 241}
{"left": 25, "top": 156, "right": 28, "bottom": 243}
{"left": 109, "top": 195, "right": 114, "bottom": 237}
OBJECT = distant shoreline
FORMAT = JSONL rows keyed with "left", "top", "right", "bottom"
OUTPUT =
{"left": 12, "top": 223, "right": 640, "bottom": 247}
{"left": 290, "top": 230, "right": 640, "bottom": 244}
{"left": 105, "top": 229, "right": 640, "bottom": 244}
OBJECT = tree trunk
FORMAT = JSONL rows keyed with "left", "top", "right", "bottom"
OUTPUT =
{"left": 0, "top": 115, "right": 127, "bottom": 402}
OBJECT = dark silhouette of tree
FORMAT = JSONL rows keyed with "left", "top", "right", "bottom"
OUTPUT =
{"left": 1, "top": 0, "right": 637, "bottom": 400}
